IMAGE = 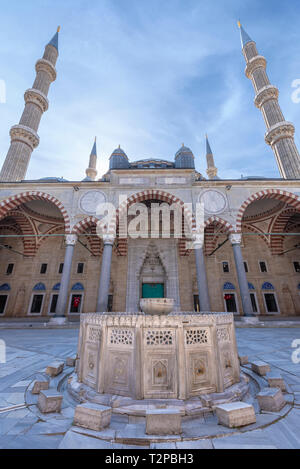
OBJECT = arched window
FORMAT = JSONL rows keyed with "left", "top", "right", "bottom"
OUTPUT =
{"left": 33, "top": 283, "right": 46, "bottom": 291}
{"left": 71, "top": 283, "right": 84, "bottom": 291}
{"left": 0, "top": 284, "right": 11, "bottom": 291}
{"left": 223, "top": 282, "right": 235, "bottom": 290}
{"left": 262, "top": 282, "right": 275, "bottom": 290}
{"left": 261, "top": 282, "right": 279, "bottom": 314}
{"left": 248, "top": 283, "right": 255, "bottom": 290}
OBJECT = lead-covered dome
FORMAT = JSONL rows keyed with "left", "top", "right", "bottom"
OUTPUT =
{"left": 174, "top": 145, "right": 195, "bottom": 169}
{"left": 109, "top": 147, "right": 130, "bottom": 170}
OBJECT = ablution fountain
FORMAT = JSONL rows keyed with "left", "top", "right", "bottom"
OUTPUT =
{"left": 69, "top": 299, "right": 249, "bottom": 414}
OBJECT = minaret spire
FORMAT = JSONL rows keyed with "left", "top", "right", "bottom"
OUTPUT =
{"left": 0, "top": 28, "right": 60, "bottom": 181}
{"left": 85, "top": 137, "right": 98, "bottom": 181}
{"left": 205, "top": 135, "right": 218, "bottom": 179}
{"left": 238, "top": 22, "right": 300, "bottom": 179}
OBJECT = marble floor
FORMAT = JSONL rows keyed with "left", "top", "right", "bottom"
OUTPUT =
{"left": 0, "top": 327, "right": 299, "bottom": 449}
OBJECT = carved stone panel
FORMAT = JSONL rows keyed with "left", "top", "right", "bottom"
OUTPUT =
{"left": 104, "top": 351, "right": 134, "bottom": 396}
{"left": 186, "top": 351, "right": 216, "bottom": 395}
{"left": 143, "top": 352, "right": 177, "bottom": 399}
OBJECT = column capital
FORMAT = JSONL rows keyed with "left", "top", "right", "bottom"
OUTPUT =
{"left": 229, "top": 233, "right": 242, "bottom": 245}
{"left": 102, "top": 234, "right": 115, "bottom": 246}
{"left": 65, "top": 234, "right": 78, "bottom": 246}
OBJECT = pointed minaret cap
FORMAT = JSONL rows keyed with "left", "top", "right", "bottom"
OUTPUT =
{"left": 238, "top": 21, "right": 254, "bottom": 48}
{"left": 84, "top": 137, "right": 98, "bottom": 181}
{"left": 47, "top": 26, "right": 60, "bottom": 51}
{"left": 205, "top": 134, "right": 219, "bottom": 180}
{"left": 206, "top": 134, "right": 213, "bottom": 155}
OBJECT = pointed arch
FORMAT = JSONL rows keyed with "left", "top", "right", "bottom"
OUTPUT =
{"left": 236, "top": 189, "right": 300, "bottom": 232}
{"left": 204, "top": 216, "right": 234, "bottom": 255}
{"left": 0, "top": 191, "right": 71, "bottom": 233}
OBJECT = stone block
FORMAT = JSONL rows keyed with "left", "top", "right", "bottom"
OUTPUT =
{"left": 257, "top": 387, "right": 285, "bottom": 412}
{"left": 239, "top": 355, "right": 248, "bottom": 365}
{"left": 46, "top": 361, "right": 64, "bottom": 377}
{"left": 266, "top": 373, "right": 286, "bottom": 392}
{"left": 251, "top": 361, "right": 271, "bottom": 376}
{"left": 215, "top": 402, "right": 256, "bottom": 428}
{"left": 66, "top": 356, "right": 76, "bottom": 367}
{"left": 74, "top": 403, "right": 112, "bottom": 431}
{"left": 31, "top": 378, "right": 49, "bottom": 395}
{"left": 38, "top": 390, "right": 63, "bottom": 414}
{"left": 146, "top": 409, "right": 182, "bottom": 435}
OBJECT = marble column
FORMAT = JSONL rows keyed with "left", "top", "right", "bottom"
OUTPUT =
{"left": 97, "top": 236, "right": 114, "bottom": 313}
{"left": 194, "top": 246, "right": 211, "bottom": 312}
{"left": 230, "top": 234, "right": 253, "bottom": 317}
{"left": 55, "top": 234, "right": 77, "bottom": 317}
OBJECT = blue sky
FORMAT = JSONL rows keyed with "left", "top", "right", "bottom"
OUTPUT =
{"left": 0, "top": 0, "right": 300, "bottom": 181}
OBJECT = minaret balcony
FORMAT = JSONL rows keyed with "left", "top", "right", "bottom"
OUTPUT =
{"left": 254, "top": 85, "right": 279, "bottom": 109}
{"left": 24, "top": 88, "right": 49, "bottom": 113}
{"left": 9, "top": 124, "right": 40, "bottom": 150}
{"left": 245, "top": 55, "right": 266, "bottom": 78}
{"left": 35, "top": 59, "right": 57, "bottom": 82}
{"left": 265, "top": 121, "right": 295, "bottom": 146}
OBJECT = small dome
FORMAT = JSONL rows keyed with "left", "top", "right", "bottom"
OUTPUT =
{"left": 109, "top": 146, "right": 130, "bottom": 170}
{"left": 37, "top": 177, "right": 68, "bottom": 182}
{"left": 174, "top": 145, "right": 195, "bottom": 169}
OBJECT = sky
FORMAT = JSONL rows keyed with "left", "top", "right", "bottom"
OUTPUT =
{"left": 0, "top": 0, "right": 300, "bottom": 181}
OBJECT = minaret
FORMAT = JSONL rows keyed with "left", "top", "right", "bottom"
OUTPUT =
{"left": 85, "top": 137, "right": 98, "bottom": 181}
{"left": 205, "top": 135, "right": 218, "bottom": 179}
{"left": 238, "top": 22, "right": 300, "bottom": 179}
{"left": 0, "top": 28, "right": 60, "bottom": 182}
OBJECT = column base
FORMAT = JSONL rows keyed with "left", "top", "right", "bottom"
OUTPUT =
{"left": 49, "top": 317, "right": 68, "bottom": 325}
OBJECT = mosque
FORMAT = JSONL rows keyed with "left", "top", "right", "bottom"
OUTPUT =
{"left": 0, "top": 24, "right": 299, "bottom": 320}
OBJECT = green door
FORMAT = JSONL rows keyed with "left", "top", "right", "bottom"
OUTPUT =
{"left": 142, "top": 283, "right": 164, "bottom": 299}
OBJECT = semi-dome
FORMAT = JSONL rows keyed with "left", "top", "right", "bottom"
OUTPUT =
{"left": 174, "top": 144, "right": 195, "bottom": 169}
{"left": 109, "top": 146, "right": 130, "bottom": 170}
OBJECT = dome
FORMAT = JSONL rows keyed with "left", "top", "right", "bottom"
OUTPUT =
{"left": 109, "top": 147, "right": 130, "bottom": 170}
{"left": 174, "top": 145, "right": 195, "bottom": 169}
{"left": 37, "top": 177, "right": 69, "bottom": 182}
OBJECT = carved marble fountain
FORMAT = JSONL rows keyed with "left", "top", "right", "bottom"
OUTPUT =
{"left": 72, "top": 300, "right": 244, "bottom": 404}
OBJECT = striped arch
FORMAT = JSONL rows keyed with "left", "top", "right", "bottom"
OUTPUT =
{"left": 116, "top": 190, "right": 195, "bottom": 256}
{"left": 0, "top": 192, "right": 71, "bottom": 233}
{"left": 72, "top": 217, "right": 103, "bottom": 256}
{"left": 269, "top": 207, "right": 299, "bottom": 254}
{"left": 204, "top": 216, "right": 234, "bottom": 255}
{"left": 0, "top": 209, "right": 38, "bottom": 256}
{"left": 236, "top": 189, "right": 300, "bottom": 233}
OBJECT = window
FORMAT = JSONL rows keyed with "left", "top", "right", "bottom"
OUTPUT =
{"left": 193, "top": 295, "right": 200, "bottom": 313}
{"left": 108, "top": 295, "right": 113, "bottom": 313}
{"left": 6, "top": 264, "right": 14, "bottom": 275}
{"left": 259, "top": 261, "right": 268, "bottom": 273}
{"left": 59, "top": 263, "right": 64, "bottom": 274}
{"left": 264, "top": 293, "right": 279, "bottom": 314}
{"left": 77, "top": 263, "right": 84, "bottom": 274}
{"left": 0, "top": 295, "right": 8, "bottom": 315}
{"left": 49, "top": 294, "right": 58, "bottom": 314}
{"left": 30, "top": 295, "right": 44, "bottom": 314}
{"left": 222, "top": 261, "right": 230, "bottom": 273}
{"left": 70, "top": 294, "right": 82, "bottom": 314}
{"left": 293, "top": 261, "right": 300, "bottom": 273}
{"left": 224, "top": 293, "right": 237, "bottom": 313}
{"left": 244, "top": 261, "right": 249, "bottom": 273}
{"left": 250, "top": 293, "right": 258, "bottom": 314}
{"left": 40, "top": 264, "right": 48, "bottom": 274}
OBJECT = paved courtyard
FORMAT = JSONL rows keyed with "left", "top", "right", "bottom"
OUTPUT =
{"left": 0, "top": 327, "right": 300, "bottom": 449}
